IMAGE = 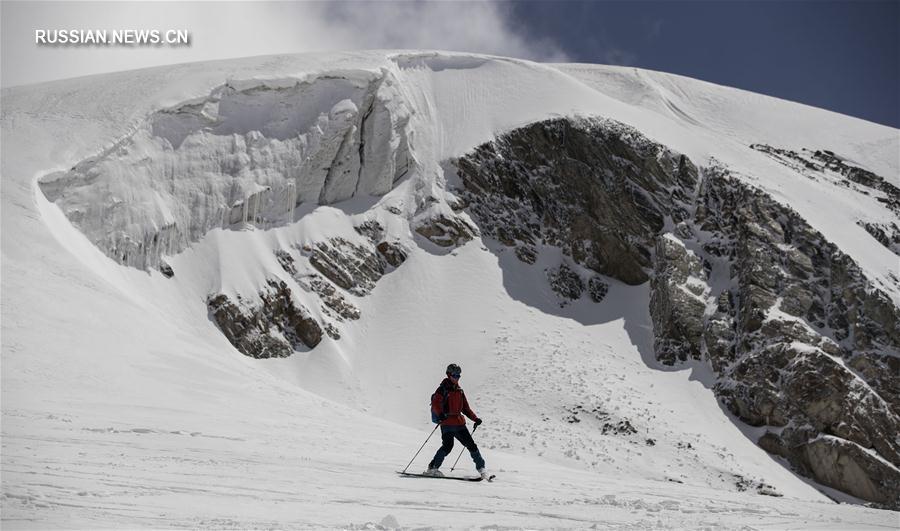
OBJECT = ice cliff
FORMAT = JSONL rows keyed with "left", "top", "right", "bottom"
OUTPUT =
{"left": 38, "top": 70, "right": 412, "bottom": 269}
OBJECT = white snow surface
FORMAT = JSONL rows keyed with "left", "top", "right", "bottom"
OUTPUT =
{"left": 3, "top": 50, "right": 899, "bottom": 528}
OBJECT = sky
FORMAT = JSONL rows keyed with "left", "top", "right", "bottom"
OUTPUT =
{"left": 1, "top": 1, "right": 897, "bottom": 128}
{"left": 509, "top": 1, "right": 900, "bottom": 128}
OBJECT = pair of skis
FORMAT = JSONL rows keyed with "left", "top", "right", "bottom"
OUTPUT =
{"left": 400, "top": 424, "right": 494, "bottom": 482}
{"left": 397, "top": 471, "right": 495, "bottom": 482}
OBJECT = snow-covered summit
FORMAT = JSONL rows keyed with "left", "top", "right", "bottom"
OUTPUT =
{"left": 6, "top": 50, "right": 896, "bottom": 295}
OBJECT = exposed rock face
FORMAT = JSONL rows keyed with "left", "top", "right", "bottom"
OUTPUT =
{"left": 306, "top": 274, "right": 361, "bottom": 322}
{"left": 808, "top": 149, "right": 900, "bottom": 213}
{"left": 587, "top": 276, "right": 609, "bottom": 303}
{"left": 750, "top": 144, "right": 900, "bottom": 254}
{"left": 454, "top": 117, "right": 900, "bottom": 507}
{"left": 546, "top": 263, "right": 585, "bottom": 305}
{"left": 212, "top": 223, "right": 409, "bottom": 357}
{"left": 357, "top": 219, "right": 408, "bottom": 267}
{"left": 858, "top": 220, "right": 900, "bottom": 255}
{"left": 307, "top": 238, "right": 385, "bottom": 296}
{"left": 208, "top": 208, "right": 416, "bottom": 357}
{"left": 277, "top": 247, "right": 361, "bottom": 323}
{"left": 801, "top": 436, "right": 900, "bottom": 504}
{"left": 455, "top": 117, "right": 698, "bottom": 287}
{"left": 277, "top": 232, "right": 394, "bottom": 325}
{"left": 650, "top": 235, "right": 708, "bottom": 365}
{"left": 208, "top": 279, "right": 322, "bottom": 358}
{"left": 414, "top": 214, "right": 476, "bottom": 247}
{"left": 658, "top": 168, "right": 900, "bottom": 507}
{"left": 376, "top": 241, "right": 407, "bottom": 267}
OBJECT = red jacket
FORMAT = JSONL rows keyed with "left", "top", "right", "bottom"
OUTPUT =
{"left": 431, "top": 378, "right": 479, "bottom": 426}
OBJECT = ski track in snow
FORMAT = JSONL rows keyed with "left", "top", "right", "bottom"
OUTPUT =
{"left": 4, "top": 409, "right": 897, "bottom": 530}
{"left": 2, "top": 50, "right": 899, "bottom": 528}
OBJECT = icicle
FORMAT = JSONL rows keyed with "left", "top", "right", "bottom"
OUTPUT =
{"left": 289, "top": 181, "right": 297, "bottom": 222}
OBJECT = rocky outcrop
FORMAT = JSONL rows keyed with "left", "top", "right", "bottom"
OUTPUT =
{"left": 587, "top": 276, "right": 609, "bottom": 303}
{"left": 858, "top": 220, "right": 900, "bottom": 255}
{"left": 414, "top": 214, "right": 476, "bottom": 248}
{"left": 208, "top": 280, "right": 322, "bottom": 358}
{"left": 209, "top": 212, "right": 414, "bottom": 357}
{"left": 801, "top": 436, "right": 900, "bottom": 504}
{"left": 453, "top": 117, "right": 900, "bottom": 507}
{"left": 660, "top": 168, "right": 900, "bottom": 509}
{"left": 356, "top": 219, "right": 408, "bottom": 267}
{"left": 751, "top": 144, "right": 900, "bottom": 255}
{"left": 650, "top": 235, "right": 708, "bottom": 365}
{"left": 455, "top": 117, "right": 698, "bottom": 287}
{"left": 809, "top": 149, "right": 900, "bottom": 213}
{"left": 307, "top": 238, "right": 385, "bottom": 296}
{"left": 546, "top": 263, "right": 585, "bottom": 305}
{"left": 376, "top": 241, "right": 407, "bottom": 267}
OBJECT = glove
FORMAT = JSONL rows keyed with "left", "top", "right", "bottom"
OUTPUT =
{"left": 438, "top": 413, "right": 448, "bottom": 422}
{"left": 474, "top": 418, "right": 483, "bottom": 427}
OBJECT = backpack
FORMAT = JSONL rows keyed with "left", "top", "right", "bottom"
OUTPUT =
{"left": 430, "top": 384, "right": 450, "bottom": 424}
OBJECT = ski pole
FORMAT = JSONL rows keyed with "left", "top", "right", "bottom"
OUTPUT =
{"left": 449, "top": 424, "right": 479, "bottom": 472}
{"left": 402, "top": 423, "right": 441, "bottom": 474}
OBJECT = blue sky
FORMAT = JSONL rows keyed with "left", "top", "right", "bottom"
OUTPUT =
{"left": 509, "top": 1, "right": 899, "bottom": 128}
{"left": 3, "top": 1, "right": 897, "bottom": 128}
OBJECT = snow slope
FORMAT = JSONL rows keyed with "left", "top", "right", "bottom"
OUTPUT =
{"left": 2, "top": 51, "right": 898, "bottom": 528}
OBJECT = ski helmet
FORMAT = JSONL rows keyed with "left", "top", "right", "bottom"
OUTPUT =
{"left": 446, "top": 363, "right": 461, "bottom": 376}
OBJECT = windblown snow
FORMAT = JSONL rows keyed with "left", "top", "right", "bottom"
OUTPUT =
{"left": 2, "top": 50, "right": 898, "bottom": 529}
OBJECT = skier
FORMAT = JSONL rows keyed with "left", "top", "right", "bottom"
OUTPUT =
{"left": 425, "top": 363, "right": 487, "bottom": 478}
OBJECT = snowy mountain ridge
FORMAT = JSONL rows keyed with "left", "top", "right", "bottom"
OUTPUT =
{"left": 2, "top": 50, "right": 899, "bottom": 528}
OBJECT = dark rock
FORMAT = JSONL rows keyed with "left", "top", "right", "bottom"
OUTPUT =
{"left": 306, "top": 274, "right": 360, "bottom": 321}
{"left": 515, "top": 245, "right": 537, "bottom": 264}
{"left": 208, "top": 279, "right": 322, "bottom": 358}
{"left": 848, "top": 352, "right": 900, "bottom": 415}
{"left": 354, "top": 220, "right": 384, "bottom": 242}
{"left": 452, "top": 119, "right": 900, "bottom": 505}
{"left": 259, "top": 280, "right": 322, "bottom": 349}
{"left": 753, "top": 144, "right": 900, "bottom": 216}
{"left": 857, "top": 221, "right": 900, "bottom": 255}
{"left": 453, "top": 117, "right": 696, "bottom": 286}
{"left": 324, "top": 322, "right": 341, "bottom": 340}
{"left": 602, "top": 419, "right": 638, "bottom": 436}
{"left": 274, "top": 249, "right": 297, "bottom": 275}
{"left": 159, "top": 260, "right": 174, "bottom": 278}
{"left": 376, "top": 241, "right": 408, "bottom": 267}
{"left": 780, "top": 283, "right": 814, "bottom": 318}
{"left": 758, "top": 432, "right": 789, "bottom": 458}
{"left": 740, "top": 285, "right": 777, "bottom": 333}
{"left": 802, "top": 436, "right": 900, "bottom": 508}
{"left": 275, "top": 248, "right": 361, "bottom": 323}
{"left": 308, "top": 238, "right": 385, "bottom": 296}
{"left": 547, "top": 263, "right": 584, "bottom": 304}
{"left": 415, "top": 215, "right": 475, "bottom": 247}
{"left": 651, "top": 236, "right": 707, "bottom": 364}
{"left": 588, "top": 276, "right": 609, "bottom": 303}
{"left": 705, "top": 291, "right": 737, "bottom": 372}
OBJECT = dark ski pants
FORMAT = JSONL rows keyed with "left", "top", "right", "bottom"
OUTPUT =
{"left": 429, "top": 425, "right": 485, "bottom": 470}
